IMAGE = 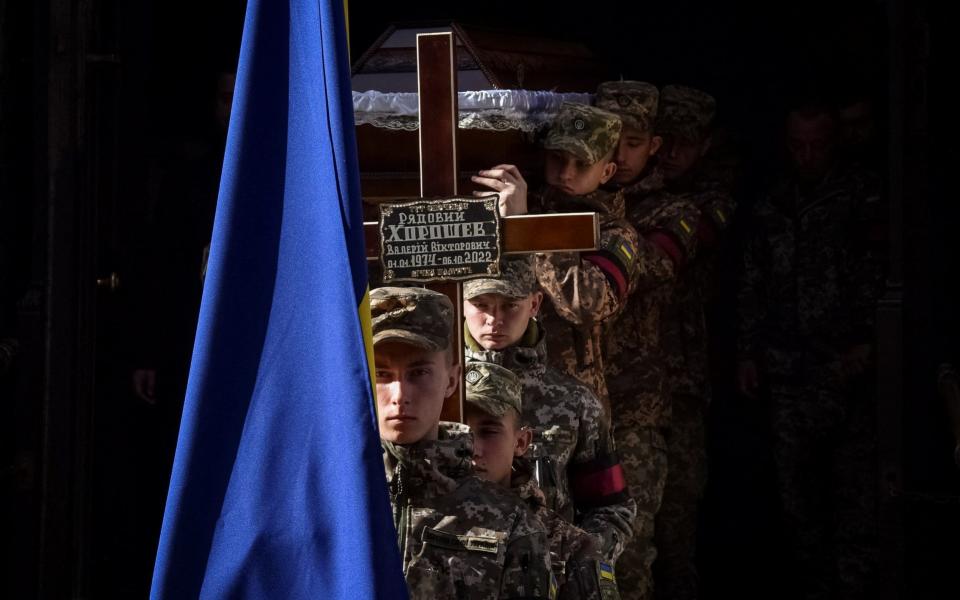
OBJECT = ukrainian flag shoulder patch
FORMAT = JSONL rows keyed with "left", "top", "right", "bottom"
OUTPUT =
{"left": 598, "top": 561, "right": 616, "bottom": 582}
{"left": 610, "top": 236, "right": 637, "bottom": 272}
{"left": 714, "top": 207, "right": 728, "bottom": 224}
{"left": 596, "top": 561, "right": 620, "bottom": 599}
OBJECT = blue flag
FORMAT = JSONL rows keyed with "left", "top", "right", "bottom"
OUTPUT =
{"left": 150, "top": 1, "right": 407, "bottom": 597}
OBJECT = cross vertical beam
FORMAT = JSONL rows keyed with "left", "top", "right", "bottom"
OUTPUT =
{"left": 416, "top": 32, "right": 464, "bottom": 422}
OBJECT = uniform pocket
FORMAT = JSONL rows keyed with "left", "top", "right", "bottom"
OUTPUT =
{"left": 408, "top": 526, "right": 508, "bottom": 599}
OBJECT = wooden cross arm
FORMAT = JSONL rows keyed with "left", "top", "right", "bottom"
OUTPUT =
{"left": 363, "top": 212, "right": 599, "bottom": 260}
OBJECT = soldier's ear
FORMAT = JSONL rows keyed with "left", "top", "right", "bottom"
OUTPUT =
{"left": 650, "top": 135, "right": 663, "bottom": 156}
{"left": 514, "top": 426, "right": 533, "bottom": 457}
{"left": 599, "top": 161, "right": 618, "bottom": 184}
{"left": 444, "top": 361, "right": 461, "bottom": 398}
{"left": 528, "top": 291, "right": 544, "bottom": 317}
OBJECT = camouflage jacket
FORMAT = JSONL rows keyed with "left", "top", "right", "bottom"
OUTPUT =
{"left": 605, "top": 170, "right": 700, "bottom": 429}
{"left": 662, "top": 174, "right": 737, "bottom": 400}
{"left": 532, "top": 185, "right": 641, "bottom": 408}
{"left": 512, "top": 463, "right": 621, "bottom": 600}
{"left": 737, "top": 166, "right": 884, "bottom": 378}
{"left": 465, "top": 320, "right": 636, "bottom": 562}
{"left": 383, "top": 423, "right": 555, "bottom": 600}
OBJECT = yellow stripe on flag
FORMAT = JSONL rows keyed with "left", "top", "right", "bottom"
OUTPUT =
{"left": 359, "top": 286, "right": 377, "bottom": 415}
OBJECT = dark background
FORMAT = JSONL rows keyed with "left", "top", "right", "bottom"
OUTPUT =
{"left": 2, "top": 0, "right": 958, "bottom": 598}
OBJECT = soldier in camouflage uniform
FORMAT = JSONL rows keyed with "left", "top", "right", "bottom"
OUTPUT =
{"left": 472, "top": 103, "right": 641, "bottom": 410}
{"left": 655, "top": 84, "right": 738, "bottom": 600}
{"left": 372, "top": 287, "right": 555, "bottom": 600}
{"left": 463, "top": 360, "right": 620, "bottom": 600}
{"left": 737, "top": 104, "right": 882, "bottom": 599}
{"left": 595, "top": 81, "right": 702, "bottom": 600}
{"left": 463, "top": 257, "right": 636, "bottom": 564}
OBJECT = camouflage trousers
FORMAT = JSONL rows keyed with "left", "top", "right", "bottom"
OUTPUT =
{"left": 654, "top": 393, "right": 708, "bottom": 600}
{"left": 769, "top": 372, "right": 878, "bottom": 600}
{"left": 613, "top": 425, "right": 668, "bottom": 600}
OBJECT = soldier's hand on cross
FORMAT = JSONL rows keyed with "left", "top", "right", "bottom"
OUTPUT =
{"left": 472, "top": 164, "right": 528, "bottom": 217}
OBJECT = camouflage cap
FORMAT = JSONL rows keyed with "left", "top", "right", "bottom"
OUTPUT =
{"left": 657, "top": 84, "right": 717, "bottom": 141}
{"left": 370, "top": 286, "right": 453, "bottom": 351}
{"left": 463, "top": 257, "right": 537, "bottom": 300}
{"left": 595, "top": 81, "right": 659, "bottom": 132}
{"left": 464, "top": 361, "right": 522, "bottom": 418}
{"left": 543, "top": 103, "right": 622, "bottom": 165}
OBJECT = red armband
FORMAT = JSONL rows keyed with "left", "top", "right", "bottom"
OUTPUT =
{"left": 583, "top": 252, "right": 629, "bottom": 301}
{"left": 582, "top": 235, "right": 637, "bottom": 301}
{"left": 570, "top": 454, "right": 629, "bottom": 508}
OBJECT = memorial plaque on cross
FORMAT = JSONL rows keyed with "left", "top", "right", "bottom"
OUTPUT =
{"left": 363, "top": 32, "right": 599, "bottom": 422}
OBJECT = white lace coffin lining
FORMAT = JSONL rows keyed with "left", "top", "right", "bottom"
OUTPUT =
{"left": 353, "top": 89, "right": 593, "bottom": 132}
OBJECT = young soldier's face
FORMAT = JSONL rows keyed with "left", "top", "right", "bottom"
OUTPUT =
{"left": 464, "top": 292, "right": 543, "bottom": 350}
{"left": 375, "top": 341, "right": 459, "bottom": 444}
{"left": 465, "top": 407, "right": 531, "bottom": 487}
{"left": 544, "top": 149, "right": 617, "bottom": 196}
{"left": 838, "top": 100, "right": 875, "bottom": 151}
{"left": 612, "top": 125, "right": 662, "bottom": 185}
{"left": 786, "top": 111, "right": 838, "bottom": 182}
{"left": 660, "top": 134, "right": 709, "bottom": 182}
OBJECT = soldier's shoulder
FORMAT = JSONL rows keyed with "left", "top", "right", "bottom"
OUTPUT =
{"left": 599, "top": 217, "right": 639, "bottom": 245}
{"left": 596, "top": 191, "right": 629, "bottom": 229}
{"left": 657, "top": 193, "right": 701, "bottom": 226}
{"left": 632, "top": 193, "right": 698, "bottom": 254}
{"left": 689, "top": 184, "right": 736, "bottom": 211}
{"left": 658, "top": 188, "right": 696, "bottom": 210}
{"left": 540, "top": 366, "right": 606, "bottom": 419}
{"left": 543, "top": 364, "right": 595, "bottom": 391}
{"left": 694, "top": 188, "right": 736, "bottom": 221}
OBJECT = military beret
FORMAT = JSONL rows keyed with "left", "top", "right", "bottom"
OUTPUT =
{"left": 463, "top": 257, "right": 537, "bottom": 300}
{"left": 657, "top": 84, "right": 717, "bottom": 141}
{"left": 543, "top": 103, "right": 622, "bottom": 165}
{"left": 596, "top": 80, "right": 659, "bottom": 132}
{"left": 370, "top": 286, "right": 453, "bottom": 351}
{"left": 464, "top": 361, "right": 522, "bottom": 417}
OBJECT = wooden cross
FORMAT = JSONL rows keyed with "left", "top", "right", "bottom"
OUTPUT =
{"left": 363, "top": 32, "right": 599, "bottom": 422}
